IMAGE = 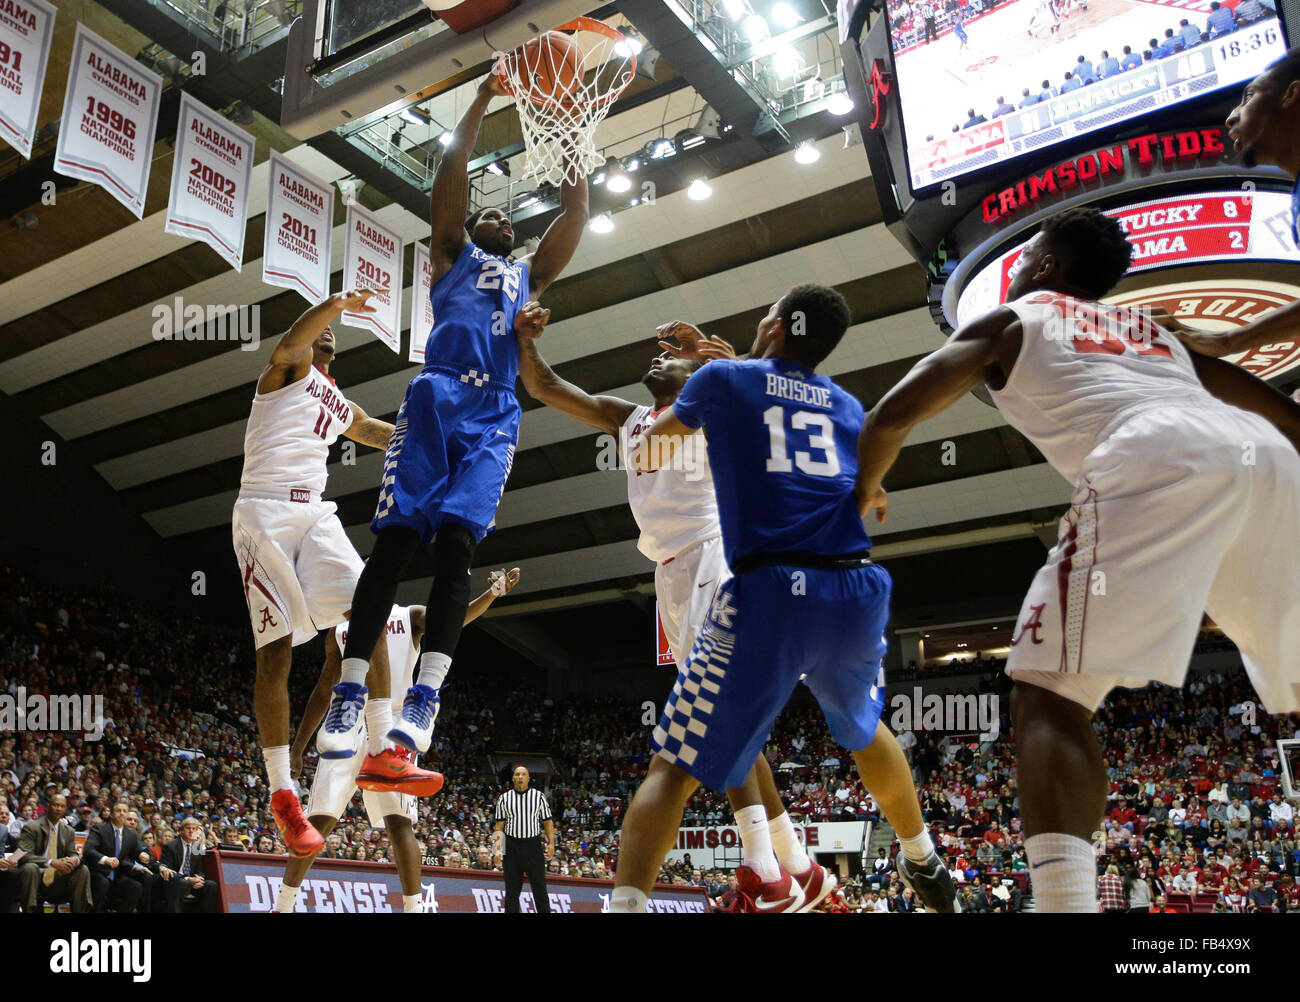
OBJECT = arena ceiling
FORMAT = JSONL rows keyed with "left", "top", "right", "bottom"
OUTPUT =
{"left": 0, "top": 0, "right": 1065, "bottom": 676}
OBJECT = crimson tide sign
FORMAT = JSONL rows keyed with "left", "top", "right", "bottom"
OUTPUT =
{"left": 263, "top": 151, "right": 334, "bottom": 302}
{"left": 165, "top": 93, "right": 255, "bottom": 271}
{"left": 54, "top": 24, "right": 161, "bottom": 218}
{"left": 0, "top": 0, "right": 56, "bottom": 159}
{"left": 341, "top": 203, "right": 403, "bottom": 352}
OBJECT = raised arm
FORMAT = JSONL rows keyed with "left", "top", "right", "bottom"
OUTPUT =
{"left": 1162, "top": 301, "right": 1300, "bottom": 360}
{"left": 259, "top": 290, "right": 379, "bottom": 394}
{"left": 515, "top": 309, "right": 636, "bottom": 435}
{"left": 856, "top": 307, "right": 1017, "bottom": 520}
{"left": 430, "top": 75, "right": 506, "bottom": 269}
{"left": 408, "top": 568, "right": 522, "bottom": 641}
{"left": 525, "top": 171, "right": 588, "bottom": 297}
{"left": 1189, "top": 352, "right": 1300, "bottom": 453}
{"left": 341, "top": 398, "right": 393, "bottom": 451}
{"left": 629, "top": 407, "right": 697, "bottom": 474}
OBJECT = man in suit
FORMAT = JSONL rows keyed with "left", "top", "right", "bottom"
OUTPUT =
{"left": 84, "top": 800, "right": 151, "bottom": 913}
{"left": 13, "top": 793, "right": 91, "bottom": 912}
{"left": 158, "top": 817, "right": 219, "bottom": 913}
{"left": 0, "top": 802, "right": 19, "bottom": 913}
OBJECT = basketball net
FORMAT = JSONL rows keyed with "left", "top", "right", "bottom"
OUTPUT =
{"left": 495, "top": 18, "right": 636, "bottom": 187}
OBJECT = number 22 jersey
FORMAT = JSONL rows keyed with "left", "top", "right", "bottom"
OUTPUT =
{"left": 671, "top": 357, "right": 872, "bottom": 568}
{"left": 424, "top": 241, "right": 531, "bottom": 384}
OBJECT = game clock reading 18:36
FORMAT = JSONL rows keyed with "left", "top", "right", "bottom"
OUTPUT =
{"left": 1218, "top": 26, "right": 1282, "bottom": 65}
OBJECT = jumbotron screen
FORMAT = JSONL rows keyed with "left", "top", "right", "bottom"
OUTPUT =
{"left": 885, "top": 0, "right": 1289, "bottom": 192}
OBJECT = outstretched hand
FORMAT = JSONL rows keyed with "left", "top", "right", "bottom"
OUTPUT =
{"left": 656, "top": 321, "right": 735, "bottom": 362}
{"left": 857, "top": 485, "right": 888, "bottom": 524}
{"left": 1147, "top": 306, "right": 1238, "bottom": 358}
{"left": 516, "top": 302, "right": 550, "bottom": 340}
{"left": 489, "top": 567, "right": 522, "bottom": 597}
{"left": 333, "top": 289, "right": 382, "bottom": 314}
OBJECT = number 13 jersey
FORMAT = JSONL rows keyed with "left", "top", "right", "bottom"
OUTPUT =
{"left": 240, "top": 364, "right": 353, "bottom": 495}
{"left": 671, "top": 357, "right": 872, "bottom": 568}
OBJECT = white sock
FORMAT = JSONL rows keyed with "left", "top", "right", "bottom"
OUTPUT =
{"left": 768, "top": 811, "right": 812, "bottom": 875}
{"left": 365, "top": 698, "right": 392, "bottom": 756}
{"left": 402, "top": 893, "right": 423, "bottom": 914}
{"left": 416, "top": 652, "right": 452, "bottom": 690}
{"left": 898, "top": 826, "right": 937, "bottom": 863}
{"left": 609, "top": 886, "right": 648, "bottom": 913}
{"left": 340, "top": 657, "right": 368, "bottom": 687}
{"left": 735, "top": 805, "right": 780, "bottom": 883}
{"left": 264, "top": 745, "right": 292, "bottom": 793}
{"left": 1025, "top": 833, "right": 1098, "bottom": 913}
{"left": 276, "top": 882, "right": 299, "bottom": 913}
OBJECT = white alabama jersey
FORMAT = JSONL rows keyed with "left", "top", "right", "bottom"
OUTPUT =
{"left": 622, "top": 404, "right": 720, "bottom": 562}
{"left": 241, "top": 365, "right": 353, "bottom": 495}
{"left": 993, "top": 292, "right": 1216, "bottom": 486}
{"left": 336, "top": 606, "right": 419, "bottom": 698}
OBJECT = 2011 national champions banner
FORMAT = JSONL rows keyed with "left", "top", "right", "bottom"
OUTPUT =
{"left": 0, "top": 0, "right": 57, "bottom": 159}
{"left": 165, "top": 92, "right": 255, "bottom": 271}
{"left": 208, "top": 850, "right": 709, "bottom": 913}
{"left": 53, "top": 23, "right": 161, "bottom": 218}
{"left": 263, "top": 150, "right": 334, "bottom": 303}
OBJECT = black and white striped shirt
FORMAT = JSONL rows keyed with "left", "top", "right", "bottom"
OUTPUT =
{"left": 494, "top": 787, "right": 552, "bottom": 839}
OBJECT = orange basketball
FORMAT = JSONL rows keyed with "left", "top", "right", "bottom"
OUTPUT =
{"left": 518, "top": 31, "right": 585, "bottom": 104}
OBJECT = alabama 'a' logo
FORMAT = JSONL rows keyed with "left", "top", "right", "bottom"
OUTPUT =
{"left": 868, "top": 59, "right": 892, "bottom": 131}
{"left": 258, "top": 607, "right": 278, "bottom": 633}
{"left": 1010, "top": 603, "right": 1045, "bottom": 646}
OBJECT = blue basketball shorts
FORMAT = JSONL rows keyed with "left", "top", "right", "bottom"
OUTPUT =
{"left": 651, "top": 561, "right": 892, "bottom": 791}
{"left": 372, "top": 367, "right": 520, "bottom": 545}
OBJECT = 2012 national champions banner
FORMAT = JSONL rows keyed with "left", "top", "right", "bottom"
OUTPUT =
{"left": 208, "top": 850, "right": 709, "bottom": 914}
{"left": 342, "top": 203, "right": 403, "bottom": 352}
{"left": 0, "top": 0, "right": 57, "bottom": 159}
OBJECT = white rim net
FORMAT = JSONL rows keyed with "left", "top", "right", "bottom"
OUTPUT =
{"left": 495, "top": 18, "right": 637, "bottom": 187}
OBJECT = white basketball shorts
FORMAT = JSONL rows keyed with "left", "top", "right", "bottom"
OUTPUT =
{"left": 1006, "top": 403, "right": 1300, "bottom": 714}
{"left": 656, "top": 535, "right": 729, "bottom": 668}
{"left": 231, "top": 496, "right": 364, "bottom": 650}
{"left": 306, "top": 729, "right": 418, "bottom": 828}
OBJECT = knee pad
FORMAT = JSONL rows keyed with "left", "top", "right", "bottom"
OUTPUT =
{"left": 431, "top": 523, "right": 476, "bottom": 578}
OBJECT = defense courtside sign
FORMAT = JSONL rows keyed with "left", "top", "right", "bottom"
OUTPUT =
{"left": 0, "top": 0, "right": 56, "bottom": 159}
{"left": 53, "top": 24, "right": 161, "bottom": 218}
{"left": 263, "top": 151, "right": 334, "bottom": 303}
{"left": 165, "top": 93, "right": 255, "bottom": 271}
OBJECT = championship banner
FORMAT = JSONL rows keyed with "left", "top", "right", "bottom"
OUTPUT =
{"left": 209, "top": 850, "right": 709, "bottom": 913}
{"left": 263, "top": 151, "right": 334, "bottom": 302}
{"left": 341, "top": 203, "right": 402, "bottom": 352}
{"left": 165, "top": 93, "right": 254, "bottom": 271}
{"left": 655, "top": 602, "right": 675, "bottom": 666}
{"left": 408, "top": 240, "right": 434, "bottom": 364}
{"left": 0, "top": 0, "right": 56, "bottom": 159}
{"left": 53, "top": 24, "right": 162, "bottom": 218}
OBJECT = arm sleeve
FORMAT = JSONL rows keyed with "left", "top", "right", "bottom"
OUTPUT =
{"left": 493, "top": 796, "right": 506, "bottom": 823}
{"left": 539, "top": 795, "right": 553, "bottom": 822}
{"left": 670, "top": 362, "right": 721, "bottom": 430}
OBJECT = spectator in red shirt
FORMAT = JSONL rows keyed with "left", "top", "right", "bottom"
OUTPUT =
{"left": 1108, "top": 798, "right": 1137, "bottom": 833}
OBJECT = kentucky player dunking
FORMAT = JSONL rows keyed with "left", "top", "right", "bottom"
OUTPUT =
{"left": 234, "top": 290, "right": 440, "bottom": 857}
{"left": 335, "top": 70, "right": 588, "bottom": 762}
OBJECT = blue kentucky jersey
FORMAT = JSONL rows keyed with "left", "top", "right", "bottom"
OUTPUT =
{"left": 425, "top": 241, "right": 531, "bottom": 383}
{"left": 672, "top": 357, "right": 872, "bottom": 567}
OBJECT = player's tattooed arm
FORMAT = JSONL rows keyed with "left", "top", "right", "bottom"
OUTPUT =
{"left": 515, "top": 320, "right": 636, "bottom": 434}
{"left": 524, "top": 167, "right": 589, "bottom": 298}
{"left": 1189, "top": 352, "right": 1300, "bottom": 454}
{"left": 430, "top": 73, "right": 505, "bottom": 267}
{"left": 856, "top": 307, "right": 1017, "bottom": 521}
{"left": 1159, "top": 300, "right": 1300, "bottom": 360}
{"left": 292, "top": 630, "right": 344, "bottom": 776}
{"left": 629, "top": 407, "right": 697, "bottom": 474}
{"left": 341, "top": 398, "right": 394, "bottom": 450}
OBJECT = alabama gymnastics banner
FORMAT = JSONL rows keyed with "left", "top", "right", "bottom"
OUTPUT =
{"left": 0, "top": 0, "right": 56, "bottom": 159}
{"left": 166, "top": 93, "right": 255, "bottom": 271}
{"left": 408, "top": 240, "right": 434, "bottom": 364}
{"left": 264, "top": 151, "right": 334, "bottom": 302}
{"left": 342, "top": 203, "right": 402, "bottom": 352}
{"left": 53, "top": 24, "right": 161, "bottom": 218}
{"left": 208, "top": 851, "right": 709, "bottom": 913}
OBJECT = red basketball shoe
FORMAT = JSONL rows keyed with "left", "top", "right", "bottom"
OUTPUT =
{"left": 271, "top": 789, "right": 324, "bottom": 858}
{"left": 791, "top": 859, "right": 838, "bottom": 912}
{"left": 733, "top": 864, "right": 806, "bottom": 913}
{"left": 356, "top": 748, "right": 445, "bottom": 796}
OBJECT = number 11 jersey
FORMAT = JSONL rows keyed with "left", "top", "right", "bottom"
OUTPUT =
{"left": 671, "top": 357, "right": 872, "bottom": 568}
{"left": 241, "top": 364, "right": 353, "bottom": 495}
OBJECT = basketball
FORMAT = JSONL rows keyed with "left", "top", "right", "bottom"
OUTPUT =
{"left": 518, "top": 30, "right": 586, "bottom": 104}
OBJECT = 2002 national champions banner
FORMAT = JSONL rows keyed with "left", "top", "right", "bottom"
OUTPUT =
{"left": 165, "top": 92, "right": 255, "bottom": 271}
{"left": 53, "top": 23, "right": 161, "bottom": 218}
{"left": 210, "top": 851, "right": 709, "bottom": 913}
{"left": 263, "top": 151, "right": 334, "bottom": 303}
{"left": 0, "top": 0, "right": 57, "bottom": 159}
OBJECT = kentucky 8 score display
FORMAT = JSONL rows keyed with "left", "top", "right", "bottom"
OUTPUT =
{"left": 884, "top": 0, "right": 1288, "bottom": 191}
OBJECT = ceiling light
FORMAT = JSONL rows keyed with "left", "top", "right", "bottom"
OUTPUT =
{"left": 675, "top": 129, "right": 706, "bottom": 152}
{"left": 794, "top": 140, "right": 820, "bottom": 164}
{"left": 646, "top": 137, "right": 676, "bottom": 160}
{"left": 743, "top": 13, "right": 770, "bottom": 42}
{"left": 606, "top": 171, "right": 632, "bottom": 193}
{"left": 402, "top": 106, "right": 432, "bottom": 126}
{"left": 624, "top": 155, "right": 642, "bottom": 172}
{"left": 592, "top": 171, "right": 607, "bottom": 185}
{"left": 589, "top": 213, "right": 614, "bottom": 233}
{"left": 687, "top": 178, "right": 712, "bottom": 200}
{"left": 486, "top": 161, "right": 505, "bottom": 176}
{"left": 438, "top": 131, "right": 453, "bottom": 146}
{"left": 630, "top": 197, "right": 639, "bottom": 206}
{"left": 771, "top": 3, "right": 802, "bottom": 28}
{"left": 826, "top": 91, "right": 854, "bottom": 116}
{"left": 614, "top": 36, "right": 644, "bottom": 58}
{"left": 772, "top": 45, "right": 803, "bottom": 77}
{"left": 722, "top": 0, "right": 747, "bottom": 20}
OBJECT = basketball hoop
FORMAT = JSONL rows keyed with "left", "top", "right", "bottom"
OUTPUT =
{"left": 495, "top": 17, "right": 637, "bottom": 187}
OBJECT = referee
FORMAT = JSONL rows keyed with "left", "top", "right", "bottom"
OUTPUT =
{"left": 492, "top": 766, "right": 555, "bottom": 914}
